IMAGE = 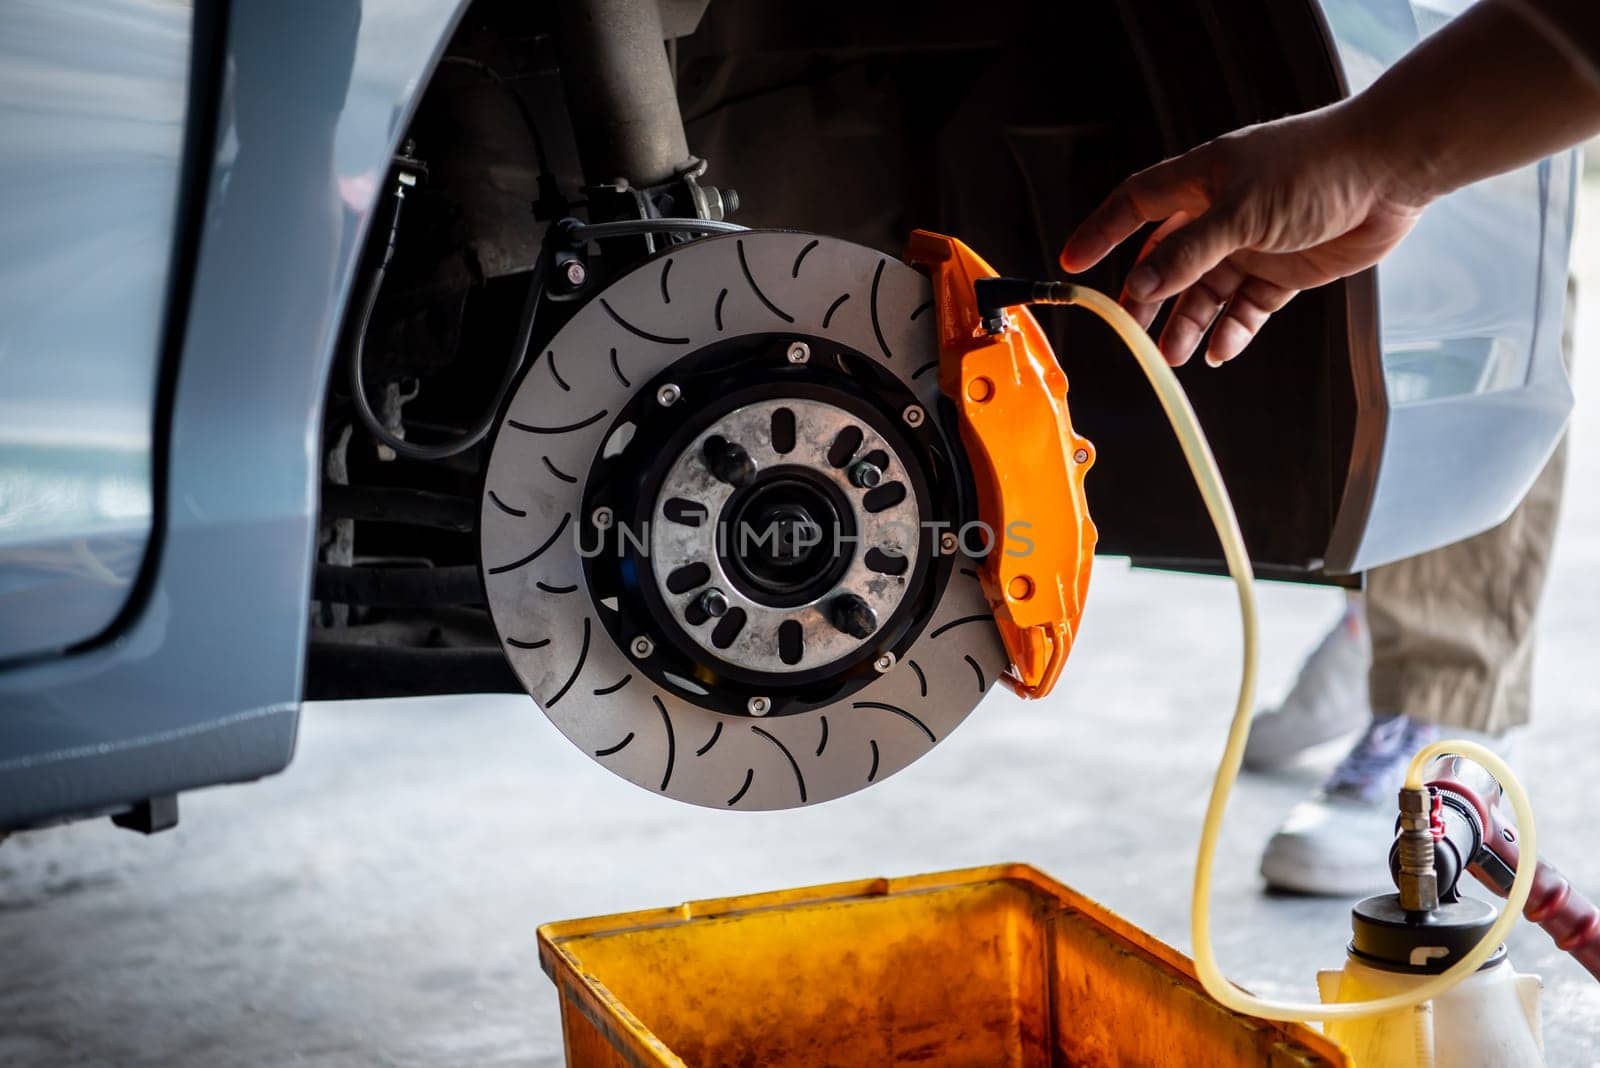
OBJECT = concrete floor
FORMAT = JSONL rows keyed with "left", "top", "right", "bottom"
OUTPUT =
{"left": 6, "top": 198, "right": 1600, "bottom": 1067}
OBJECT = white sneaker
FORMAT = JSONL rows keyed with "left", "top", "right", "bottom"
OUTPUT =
{"left": 1243, "top": 600, "right": 1371, "bottom": 771}
{"left": 1259, "top": 716, "right": 1514, "bottom": 896}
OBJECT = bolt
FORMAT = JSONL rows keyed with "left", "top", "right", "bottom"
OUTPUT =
{"left": 695, "top": 588, "right": 730, "bottom": 618}
{"left": 939, "top": 532, "right": 959, "bottom": 555}
{"left": 827, "top": 593, "right": 878, "bottom": 640}
{"left": 849, "top": 460, "right": 884, "bottom": 489}
{"left": 873, "top": 652, "right": 896, "bottom": 673}
{"left": 747, "top": 696, "right": 771, "bottom": 716}
{"left": 563, "top": 259, "right": 588, "bottom": 288}
{"left": 591, "top": 506, "right": 614, "bottom": 530}
{"left": 786, "top": 341, "right": 810, "bottom": 364}
{"left": 630, "top": 636, "right": 655, "bottom": 659}
{"left": 1073, "top": 448, "right": 1090, "bottom": 465}
{"left": 902, "top": 404, "right": 925, "bottom": 428}
{"left": 656, "top": 383, "right": 681, "bottom": 407}
{"left": 701, "top": 434, "right": 757, "bottom": 487}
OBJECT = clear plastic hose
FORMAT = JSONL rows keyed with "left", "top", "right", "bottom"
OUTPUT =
{"left": 1052, "top": 283, "right": 1538, "bottom": 1024}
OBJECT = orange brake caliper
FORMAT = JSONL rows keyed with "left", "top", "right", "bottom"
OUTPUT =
{"left": 905, "top": 231, "right": 1096, "bottom": 699}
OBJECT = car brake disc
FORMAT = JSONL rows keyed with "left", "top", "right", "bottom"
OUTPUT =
{"left": 480, "top": 230, "right": 1005, "bottom": 809}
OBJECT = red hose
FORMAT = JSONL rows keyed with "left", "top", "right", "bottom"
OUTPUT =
{"left": 1434, "top": 773, "right": 1600, "bottom": 982}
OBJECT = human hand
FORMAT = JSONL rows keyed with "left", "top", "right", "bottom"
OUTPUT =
{"left": 1059, "top": 104, "right": 1432, "bottom": 366}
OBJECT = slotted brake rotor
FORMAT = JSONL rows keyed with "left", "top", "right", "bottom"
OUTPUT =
{"left": 480, "top": 230, "right": 1005, "bottom": 809}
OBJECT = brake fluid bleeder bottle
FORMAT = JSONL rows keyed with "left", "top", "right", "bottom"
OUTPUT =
{"left": 1318, "top": 894, "right": 1543, "bottom": 1066}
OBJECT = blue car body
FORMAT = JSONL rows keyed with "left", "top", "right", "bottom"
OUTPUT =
{"left": 0, "top": 0, "right": 1574, "bottom": 829}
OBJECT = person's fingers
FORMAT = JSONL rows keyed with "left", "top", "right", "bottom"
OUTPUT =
{"left": 1205, "top": 275, "right": 1297, "bottom": 365}
{"left": 1059, "top": 154, "right": 1209, "bottom": 272}
{"left": 1122, "top": 206, "right": 1247, "bottom": 304}
{"left": 1120, "top": 213, "right": 1192, "bottom": 329}
{"left": 1157, "top": 260, "right": 1246, "bottom": 366}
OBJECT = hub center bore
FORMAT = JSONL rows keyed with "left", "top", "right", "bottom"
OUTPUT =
{"left": 721, "top": 470, "right": 857, "bottom": 608}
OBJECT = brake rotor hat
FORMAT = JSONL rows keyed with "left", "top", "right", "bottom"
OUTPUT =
{"left": 649, "top": 396, "right": 923, "bottom": 677}
{"left": 480, "top": 231, "right": 1005, "bottom": 809}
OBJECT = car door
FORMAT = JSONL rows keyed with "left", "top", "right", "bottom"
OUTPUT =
{"left": 0, "top": 0, "right": 196, "bottom": 661}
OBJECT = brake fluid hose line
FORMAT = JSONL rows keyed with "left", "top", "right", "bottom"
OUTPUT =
{"left": 347, "top": 195, "right": 743, "bottom": 463}
{"left": 995, "top": 279, "right": 1538, "bottom": 1024}
{"left": 347, "top": 179, "right": 546, "bottom": 462}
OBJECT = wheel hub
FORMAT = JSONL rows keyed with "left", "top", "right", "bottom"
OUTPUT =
{"left": 644, "top": 394, "right": 924, "bottom": 680}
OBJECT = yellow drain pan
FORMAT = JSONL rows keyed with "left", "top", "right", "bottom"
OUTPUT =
{"left": 538, "top": 863, "right": 1348, "bottom": 1067}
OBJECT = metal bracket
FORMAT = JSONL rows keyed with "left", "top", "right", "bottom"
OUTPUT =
{"left": 110, "top": 794, "right": 180, "bottom": 835}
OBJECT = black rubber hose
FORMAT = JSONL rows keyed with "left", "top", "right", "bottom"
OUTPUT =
{"left": 346, "top": 187, "right": 544, "bottom": 462}
{"left": 346, "top": 207, "right": 734, "bottom": 462}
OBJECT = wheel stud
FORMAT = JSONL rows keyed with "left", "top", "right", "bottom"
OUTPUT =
{"left": 849, "top": 460, "right": 884, "bottom": 489}
{"left": 695, "top": 588, "right": 730, "bottom": 618}
{"left": 827, "top": 593, "right": 878, "bottom": 640}
{"left": 701, "top": 434, "right": 757, "bottom": 487}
